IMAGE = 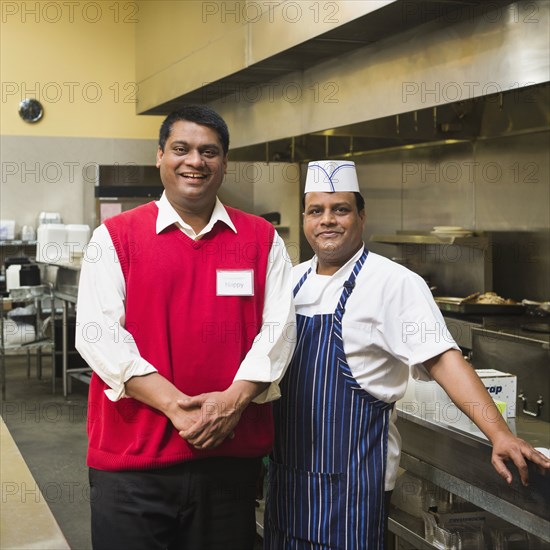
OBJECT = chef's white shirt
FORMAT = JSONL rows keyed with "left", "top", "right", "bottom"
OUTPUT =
{"left": 293, "top": 245, "right": 459, "bottom": 490}
{"left": 75, "top": 193, "right": 296, "bottom": 403}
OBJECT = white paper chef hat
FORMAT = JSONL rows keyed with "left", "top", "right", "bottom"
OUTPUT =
{"left": 305, "top": 160, "right": 359, "bottom": 194}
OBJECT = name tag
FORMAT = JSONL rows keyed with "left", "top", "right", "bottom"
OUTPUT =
{"left": 216, "top": 269, "right": 254, "bottom": 296}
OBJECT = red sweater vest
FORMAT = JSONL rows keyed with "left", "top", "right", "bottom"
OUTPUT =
{"left": 86, "top": 202, "right": 275, "bottom": 470}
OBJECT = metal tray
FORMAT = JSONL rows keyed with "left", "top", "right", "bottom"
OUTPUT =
{"left": 521, "top": 322, "right": 550, "bottom": 333}
{"left": 9, "top": 285, "right": 47, "bottom": 301}
{"left": 434, "top": 297, "right": 525, "bottom": 315}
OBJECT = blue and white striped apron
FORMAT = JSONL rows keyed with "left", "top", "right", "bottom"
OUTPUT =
{"left": 264, "top": 248, "right": 393, "bottom": 550}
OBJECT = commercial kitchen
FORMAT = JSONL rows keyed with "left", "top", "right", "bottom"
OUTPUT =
{"left": 1, "top": 1, "right": 549, "bottom": 549}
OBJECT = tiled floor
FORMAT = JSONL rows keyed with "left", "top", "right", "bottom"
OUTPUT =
{"left": 1, "top": 355, "right": 90, "bottom": 549}
{"left": 1, "top": 355, "right": 264, "bottom": 549}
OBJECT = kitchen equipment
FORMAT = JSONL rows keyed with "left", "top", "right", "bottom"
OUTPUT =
{"left": 21, "top": 225, "right": 35, "bottom": 241}
{"left": 471, "top": 328, "right": 549, "bottom": 422}
{"left": 522, "top": 300, "right": 550, "bottom": 317}
{"left": 6, "top": 265, "right": 21, "bottom": 291}
{"left": 4, "top": 257, "right": 31, "bottom": 292}
{"left": 36, "top": 223, "right": 67, "bottom": 263}
{"left": 434, "top": 297, "right": 525, "bottom": 315}
{"left": 65, "top": 224, "right": 90, "bottom": 257}
{"left": 431, "top": 226, "right": 473, "bottom": 238}
{"left": 19, "top": 264, "right": 40, "bottom": 286}
{"left": 520, "top": 323, "right": 550, "bottom": 334}
{"left": 7, "top": 302, "right": 37, "bottom": 328}
{"left": 491, "top": 526, "right": 531, "bottom": 550}
{"left": 9, "top": 285, "right": 46, "bottom": 300}
{"left": 2, "top": 318, "right": 36, "bottom": 346}
{"left": 260, "top": 212, "right": 281, "bottom": 225}
{"left": 475, "top": 369, "right": 517, "bottom": 418}
{"left": 38, "top": 212, "right": 62, "bottom": 225}
{"left": 4, "top": 256, "right": 31, "bottom": 270}
{"left": 54, "top": 264, "right": 81, "bottom": 296}
{"left": 94, "top": 165, "right": 163, "bottom": 226}
{"left": 0, "top": 220, "right": 15, "bottom": 240}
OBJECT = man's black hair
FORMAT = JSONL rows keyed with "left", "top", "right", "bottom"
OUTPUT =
{"left": 158, "top": 105, "right": 230, "bottom": 154}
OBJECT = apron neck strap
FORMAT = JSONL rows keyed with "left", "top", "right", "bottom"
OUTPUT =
{"left": 293, "top": 267, "right": 312, "bottom": 297}
{"left": 293, "top": 246, "right": 369, "bottom": 304}
{"left": 336, "top": 247, "right": 369, "bottom": 315}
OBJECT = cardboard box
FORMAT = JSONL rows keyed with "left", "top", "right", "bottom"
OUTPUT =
{"left": 476, "top": 368, "right": 517, "bottom": 418}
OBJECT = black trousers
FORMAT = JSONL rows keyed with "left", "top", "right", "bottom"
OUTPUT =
{"left": 89, "top": 456, "right": 261, "bottom": 550}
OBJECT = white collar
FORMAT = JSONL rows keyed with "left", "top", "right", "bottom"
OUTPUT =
{"left": 155, "top": 192, "right": 237, "bottom": 237}
{"left": 310, "top": 244, "right": 366, "bottom": 278}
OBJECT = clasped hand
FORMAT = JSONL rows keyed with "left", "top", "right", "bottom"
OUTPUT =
{"left": 172, "top": 391, "right": 243, "bottom": 450}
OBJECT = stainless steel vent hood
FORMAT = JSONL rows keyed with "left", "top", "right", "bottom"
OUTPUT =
{"left": 228, "top": 83, "right": 549, "bottom": 162}
{"left": 141, "top": 0, "right": 514, "bottom": 115}
{"left": 138, "top": 0, "right": 549, "bottom": 160}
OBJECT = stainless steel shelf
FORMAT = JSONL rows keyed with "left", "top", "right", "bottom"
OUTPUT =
{"left": 472, "top": 325, "right": 549, "bottom": 348}
{"left": 1, "top": 291, "right": 55, "bottom": 398}
{"left": 370, "top": 233, "right": 488, "bottom": 246}
{"left": 0, "top": 240, "right": 37, "bottom": 246}
{"left": 1, "top": 338, "right": 53, "bottom": 353}
{"left": 388, "top": 508, "right": 438, "bottom": 550}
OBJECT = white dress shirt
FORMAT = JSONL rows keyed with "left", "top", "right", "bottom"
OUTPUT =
{"left": 292, "top": 246, "right": 459, "bottom": 490}
{"left": 75, "top": 193, "right": 296, "bottom": 403}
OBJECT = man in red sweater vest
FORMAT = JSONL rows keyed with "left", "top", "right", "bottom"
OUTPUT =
{"left": 76, "top": 105, "right": 295, "bottom": 549}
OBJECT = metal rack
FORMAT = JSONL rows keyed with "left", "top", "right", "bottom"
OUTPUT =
{"left": 40, "top": 261, "right": 92, "bottom": 398}
{"left": 1, "top": 287, "right": 55, "bottom": 399}
{"left": 53, "top": 289, "right": 91, "bottom": 397}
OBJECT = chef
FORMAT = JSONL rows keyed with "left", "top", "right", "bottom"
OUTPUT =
{"left": 263, "top": 160, "right": 550, "bottom": 550}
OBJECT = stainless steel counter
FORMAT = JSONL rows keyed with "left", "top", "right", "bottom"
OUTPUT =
{"left": 478, "top": 320, "right": 550, "bottom": 348}
{"left": 255, "top": 406, "right": 549, "bottom": 547}
{"left": 395, "top": 405, "right": 550, "bottom": 542}
{"left": 443, "top": 312, "right": 550, "bottom": 349}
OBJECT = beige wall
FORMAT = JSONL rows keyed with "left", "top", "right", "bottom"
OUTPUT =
{"left": 0, "top": 1, "right": 308, "bottom": 234}
{"left": 0, "top": 0, "right": 163, "bottom": 138}
{"left": 1, "top": 1, "right": 164, "bottom": 230}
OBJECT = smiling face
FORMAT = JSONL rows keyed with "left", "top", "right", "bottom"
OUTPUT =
{"left": 303, "top": 192, "right": 365, "bottom": 275}
{"left": 156, "top": 119, "right": 227, "bottom": 215}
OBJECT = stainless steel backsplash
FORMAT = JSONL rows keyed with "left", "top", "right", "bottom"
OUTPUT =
{"left": 349, "top": 131, "right": 549, "bottom": 300}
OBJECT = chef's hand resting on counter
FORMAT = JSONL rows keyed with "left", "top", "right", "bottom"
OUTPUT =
{"left": 178, "top": 380, "right": 269, "bottom": 449}
{"left": 425, "top": 349, "right": 550, "bottom": 486}
{"left": 488, "top": 430, "right": 550, "bottom": 486}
